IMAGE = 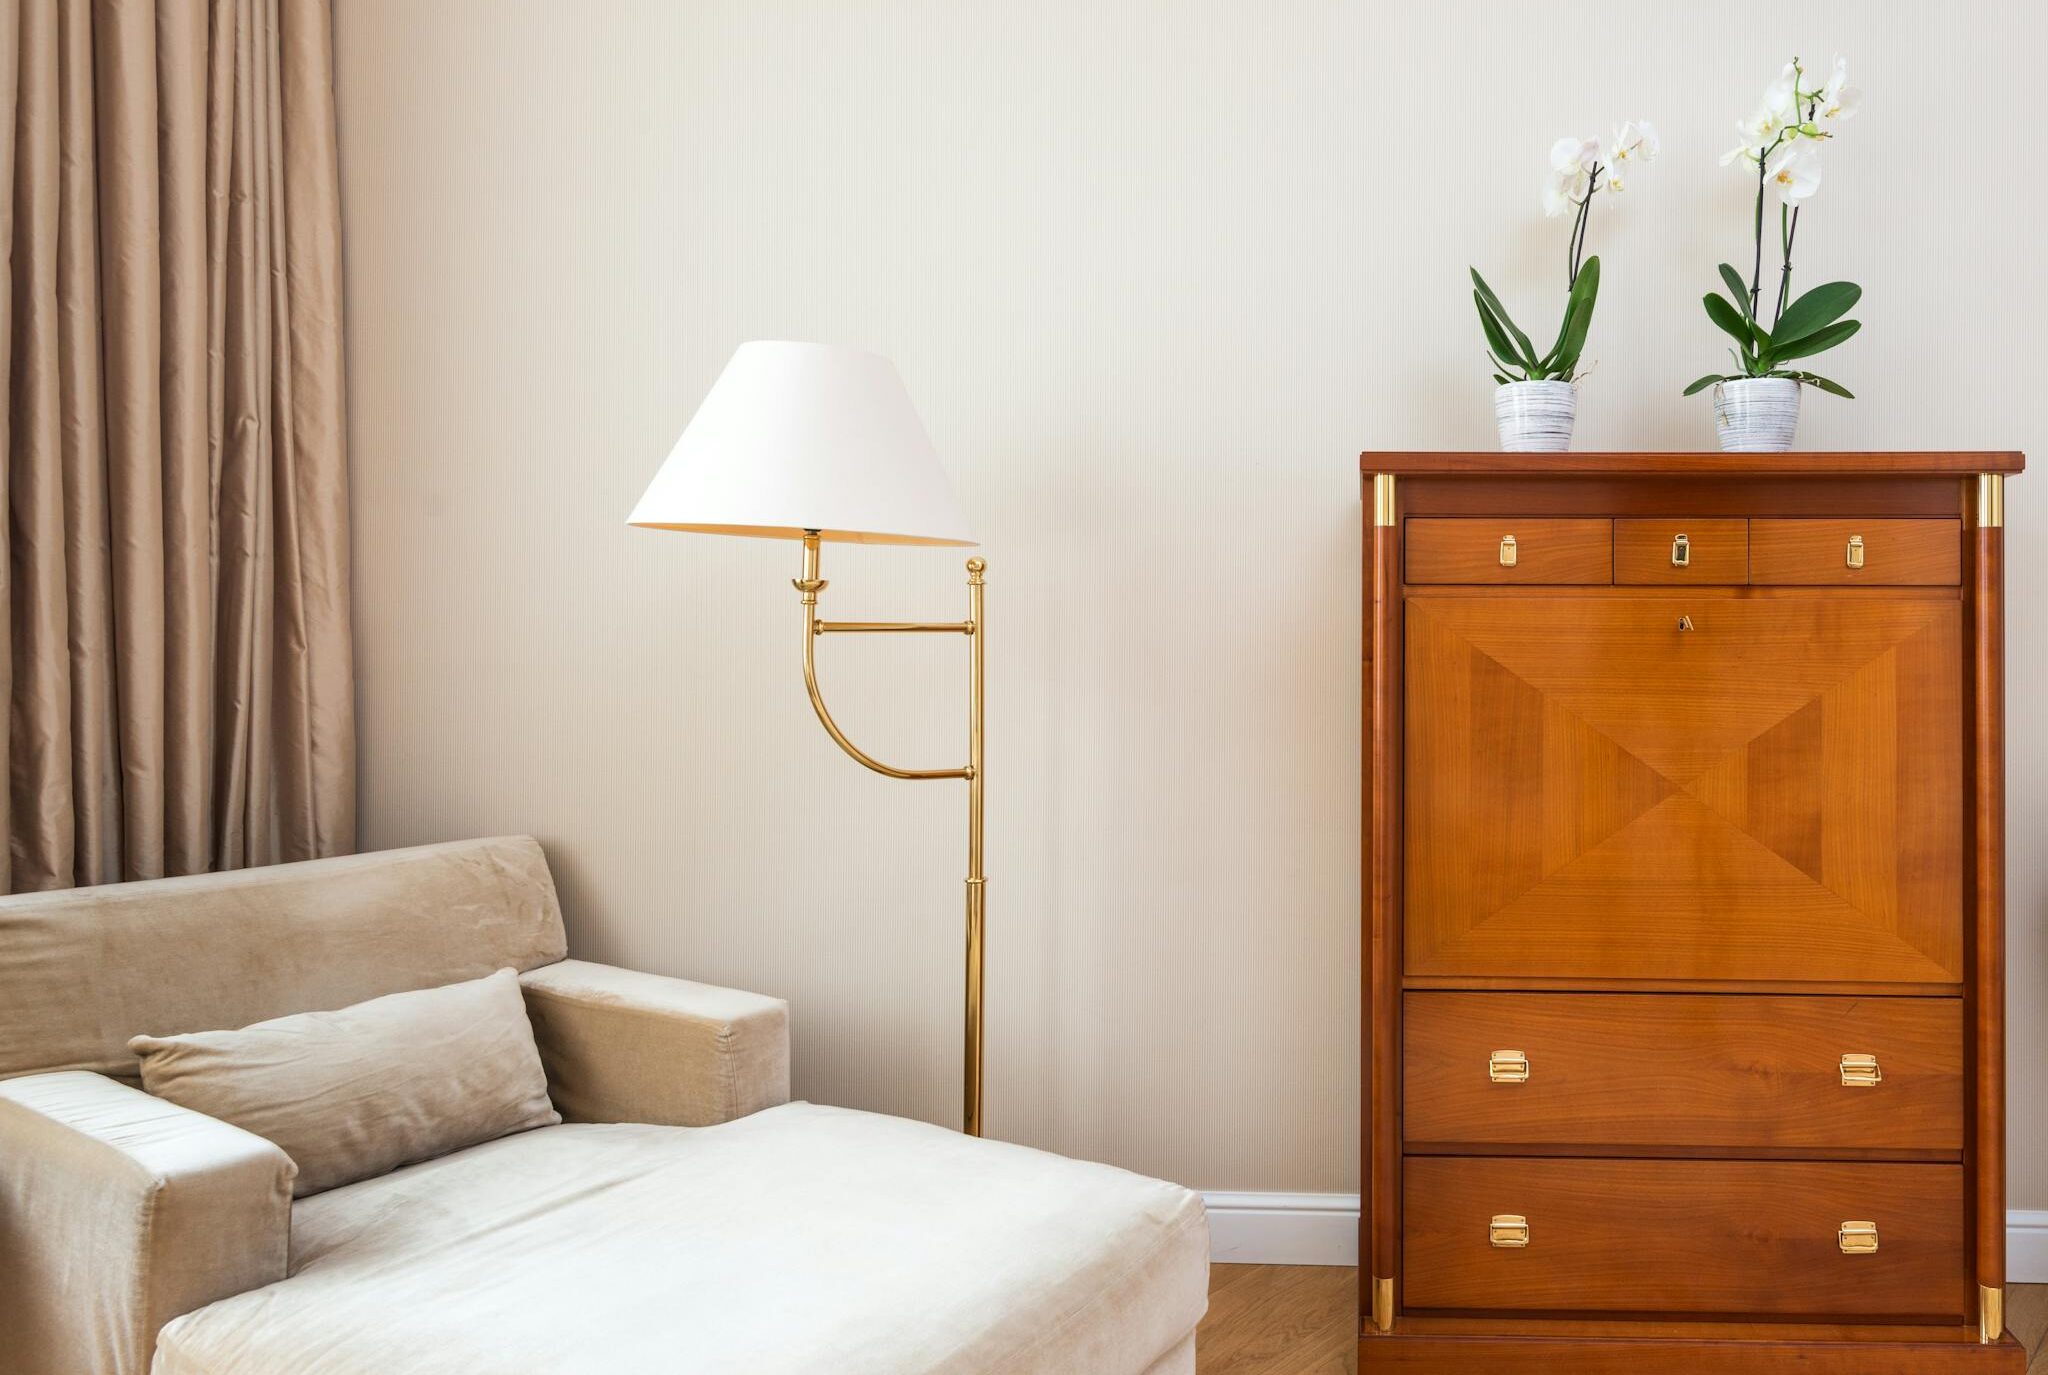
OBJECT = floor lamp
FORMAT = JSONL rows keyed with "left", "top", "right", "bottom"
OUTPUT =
{"left": 628, "top": 341, "right": 990, "bottom": 1136}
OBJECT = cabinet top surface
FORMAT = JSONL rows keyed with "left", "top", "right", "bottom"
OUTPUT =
{"left": 1358, "top": 451, "right": 2024, "bottom": 477}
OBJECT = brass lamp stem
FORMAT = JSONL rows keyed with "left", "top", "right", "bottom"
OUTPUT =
{"left": 795, "top": 532, "right": 988, "bottom": 1136}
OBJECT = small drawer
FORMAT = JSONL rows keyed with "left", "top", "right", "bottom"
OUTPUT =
{"left": 1614, "top": 518, "right": 1747, "bottom": 583}
{"left": 1405, "top": 518, "right": 1611, "bottom": 584}
{"left": 1402, "top": 1157, "right": 1966, "bottom": 1318}
{"left": 1402, "top": 992, "right": 1962, "bottom": 1154}
{"left": 1749, "top": 518, "right": 1960, "bottom": 585}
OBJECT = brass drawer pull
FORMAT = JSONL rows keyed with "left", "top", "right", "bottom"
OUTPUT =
{"left": 1671, "top": 533, "right": 1691, "bottom": 567}
{"left": 1489, "top": 1215, "right": 1530, "bottom": 1249}
{"left": 1840, "top": 1053, "right": 1882, "bottom": 1087}
{"left": 1839, "top": 1221, "right": 1879, "bottom": 1255}
{"left": 1846, "top": 533, "right": 1865, "bottom": 569}
{"left": 1488, "top": 1049, "right": 1530, "bottom": 1083}
{"left": 1498, "top": 534, "right": 1518, "bottom": 568}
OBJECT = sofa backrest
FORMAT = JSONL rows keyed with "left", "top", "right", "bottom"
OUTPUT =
{"left": 0, "top": 836, "right": 568, "bottom": 1083}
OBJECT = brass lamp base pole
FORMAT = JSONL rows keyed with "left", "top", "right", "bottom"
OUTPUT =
{"left": 794, "top": 532, "right": 987, "bottom": 1137}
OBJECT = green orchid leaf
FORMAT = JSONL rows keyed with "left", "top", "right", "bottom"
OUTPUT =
{"left": 1717, "top": 264, "right": 1753, "bottom": 320}
{"left": 1771, "top": 282, "right": 1862, "bottom": 350}
{"left": 1487, "top": 350, "right": 1526, "bottom": 382}
{"left": 1548, "top": 256, "right": 1600, "bottom": 376}
{"left": 1788, "top": 370, "right": 1855, "bottom": 399}
{"left": 1767, "top": 318, "right": 1860, "bottom": 364}
{"left": 1703, "top": 291, "right": 1755, "bottom": 354}
{"left": 1475, "top": 292, "right": 1525, "bottom": 371}
{"left": 1492, "top": 373, "right": 1513, "bottom": 385}
{"left": 1471, "top": 268, "right": 1538, "bottom": 368}
{"left": 1682, "top": 374, "right": 1727, "bottom": 396}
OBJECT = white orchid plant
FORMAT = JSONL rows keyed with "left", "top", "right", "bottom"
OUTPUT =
{"left": 1685, "top": 57, "right": 1864, "bottom": 399}
{"left": 1473, "top": 121, "right": 1655, "bottom": 386}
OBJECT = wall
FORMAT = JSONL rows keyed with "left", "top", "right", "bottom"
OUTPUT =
{"left": 332, "top": 0, "right": 2046, "bottom": 1204}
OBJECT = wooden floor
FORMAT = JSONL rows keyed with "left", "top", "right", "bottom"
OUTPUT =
{"left": 1195, "top": 1266, "right": 2048, "bottom": 1374}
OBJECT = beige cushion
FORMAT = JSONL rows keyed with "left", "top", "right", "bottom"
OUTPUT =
{"left": 0, "top": 836, "right": 568, "bottom": 1084}
{"left": 151, "top": 1104, "right": 1210, "bottom": 1375}
{"left": 130, "top": 969, "right": 560, "bottom": 1197}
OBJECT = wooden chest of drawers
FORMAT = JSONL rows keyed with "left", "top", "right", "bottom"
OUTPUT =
{"left": 1360, "top": 452, "right": 2025, "bottom": 1372}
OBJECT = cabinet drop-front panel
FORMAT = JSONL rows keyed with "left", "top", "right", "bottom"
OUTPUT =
{"left": 1403, "top": 594, "right": 1963, "bottom": 984}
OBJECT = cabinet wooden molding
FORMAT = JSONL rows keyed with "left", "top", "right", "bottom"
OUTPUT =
{"left": 1359, "top": 452, "right": 2024, "bottom": 1373}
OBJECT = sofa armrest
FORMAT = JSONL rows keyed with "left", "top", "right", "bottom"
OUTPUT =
{"left": 0, "top": 1071, "right": 295, "bottom": 1375}
{"left": 519, "top": 959, "right": 790, "bottom": 1126}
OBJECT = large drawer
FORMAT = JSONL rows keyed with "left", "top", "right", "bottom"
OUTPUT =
{"left": 1402, "top": 1157, "right": 1966, "bottom": 1318}
{"left": 1403, "top": 593, "right": 1964, "bottom": 983}
{"left": 1403, "top": 992, "right": 1962, "bottom": 1154}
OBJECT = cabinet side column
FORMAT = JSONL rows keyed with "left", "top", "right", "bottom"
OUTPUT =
{"left": 1971, "top": 473, "right": 2007, "bottom": 1343}
{"left": 1364, "top": 473, "right": 1401, "bottom": 1336}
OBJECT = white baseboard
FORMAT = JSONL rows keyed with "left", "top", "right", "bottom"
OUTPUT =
{"left": 1202, "top": 1192, "right": 1358, "bottom": 1266}
{"left": 1203, "top": 1193, "right": 2048, "bottom": 1279}
{"left": 2012, "top": 1209, "right": 2048, "bottom": 1283}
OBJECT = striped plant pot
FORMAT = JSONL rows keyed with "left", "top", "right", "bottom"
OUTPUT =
{"left": 1712, "top": 377, "right": 1802, "bottom": 452}
{"left": 1493, "top": 380, "right": 1577, "bottom": 453}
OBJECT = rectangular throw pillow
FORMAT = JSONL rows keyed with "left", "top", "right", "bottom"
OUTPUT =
{"left": 129, "top": 967, "right": 560, "bottom": 1197}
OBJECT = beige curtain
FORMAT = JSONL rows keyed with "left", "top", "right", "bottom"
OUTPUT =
{"left": 1, "top": 0, "right": 353, "bottom": 894}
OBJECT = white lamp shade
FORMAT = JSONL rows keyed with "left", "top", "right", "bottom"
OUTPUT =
{"left": 628, "top": 341, "right": 975, "bottom": 546}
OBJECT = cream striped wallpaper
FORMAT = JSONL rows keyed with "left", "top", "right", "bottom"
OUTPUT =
{"left": 333, "top": 0, "right": 2045, "bottom": 1202}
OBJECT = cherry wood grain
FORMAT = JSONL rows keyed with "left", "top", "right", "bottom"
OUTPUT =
{"left": 1615, "top": 518, "right": 1748, "bottom": 584}
{"left": 1750, "top": 519, "right": 1961, "bottom": 585}
{"left": 1403, "top": 594, "right": 1963, "bottom": 983}
{"left": 1402, "top": 992, "right": 1962, "bottom": 1154}
{"left": 1402, "top": 1157, "right": 1967, "bottom": 1319}
{"left": 1363, "top": 495, "right": 1403, "bottom": 1320}
{"left": 1969, "top": 513, "right": 2007, "bottom": 1292}
{"left": 1360, "top": 1331, "right": 2026, "bottom": 1373}
{"left": 1360, "top": 451, "right": 2025, "bottom": 476}
{"left": 1404, "top": 519, "right": 1611, "bottom": 585}
{"left": 1402, "top": 475, "right": 1965, "bottom": 519}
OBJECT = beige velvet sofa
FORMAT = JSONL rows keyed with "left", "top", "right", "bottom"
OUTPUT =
{"left": 0, "top": 837, "right": 1209, "bottom": 1375}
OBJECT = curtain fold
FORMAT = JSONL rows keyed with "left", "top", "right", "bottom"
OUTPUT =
{"left": 3, "top": 0, "right": 353, "bottom": 894}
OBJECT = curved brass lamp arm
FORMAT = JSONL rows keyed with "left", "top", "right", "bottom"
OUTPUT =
{"left": 795, "top": 534, "right": 972, "bottom": 782}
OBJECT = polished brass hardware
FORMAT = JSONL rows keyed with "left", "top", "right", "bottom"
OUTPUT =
{"left": 1498, "top": 534, "right": 1517, "bottom": 568}
{"left": 1978, "top": 473, "right": 2005, "bottom": 529}
{"left": 1488, "top": 1049, "right": 1530, "bottom": 1083}
{"left": 1840, "top": 1053, "right": 1882, "bottom": 1087}
{"left": 1846, "top": 534, "right": 1865, "bottom": 570}
{"left": 798, "top": 534, "right": 987, "bottom": 1137}
{"left": 1489, "top": 1215, "right": 1530, "bottom": 1249}
{"left": 1671, "top": 533, "right": 1691, "bottom": 567}
{"left": 1677, "top": 615, "right": 1695, "bottom": 632}
{"left": 1373, "top": 473, "right": 1397, "bottom": 527}
{"left": 1982, "top": 1284, "right": 2005, "bottom": 1343}
{"left": 1838, "top": 1221, "right": 1879, "bottom": 1255}
{"left": 1371, "top": 1276, "right": 1394, "bottom": 1334}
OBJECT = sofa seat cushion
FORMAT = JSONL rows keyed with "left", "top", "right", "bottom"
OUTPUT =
{"left": 150, "top": 1103, "right": 1209, "bottom": 1375}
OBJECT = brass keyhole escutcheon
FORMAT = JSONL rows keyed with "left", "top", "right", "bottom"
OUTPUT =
{"left": 1671, "top": 533, "right": 1691, "bottom": 567}
{"left": 1846, "top": 534, "right": 1865, "bottom": 570}
{"left": 1677, "top": 615, "right": 1695, "bottom": 632}
{"left": 1498, "top": 534, "right": 1518, "bottom": 568}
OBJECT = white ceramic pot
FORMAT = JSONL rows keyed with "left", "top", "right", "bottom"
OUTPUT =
{"left": 1712, "top": 377, "right": 1802, "bottom": 453}
{"left": 1493, "top": 380, "right": 1577, "bottom": 452}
